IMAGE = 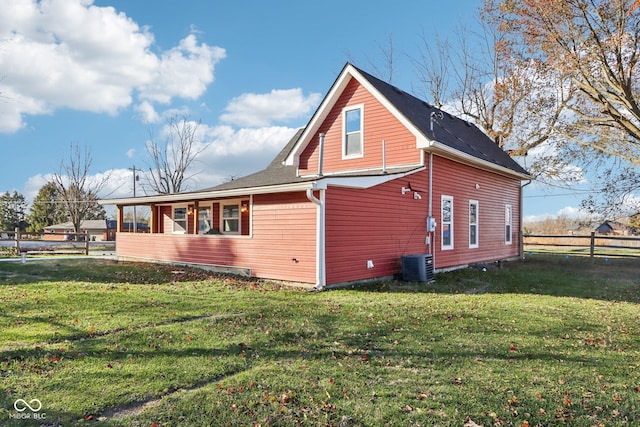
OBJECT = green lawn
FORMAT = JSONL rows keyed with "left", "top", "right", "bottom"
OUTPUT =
{"left": 0, "top": 255, "right": 639, "bottom": 426}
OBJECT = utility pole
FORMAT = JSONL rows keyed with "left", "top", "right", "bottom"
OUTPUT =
{"left": 129, "top": 166, "right": 139, "bottom": 233}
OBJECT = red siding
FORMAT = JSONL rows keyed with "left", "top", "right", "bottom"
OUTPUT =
{"left": 431, "top": 156, "right": 521, "bottom": 269}
{"left": 241, "top": 199, "right": 250, "bottom": 236}
{"left": 324, "top": 155, "right": 522, "bottom": 284}
{"left": 299, "top": 78, "right": 420, "bottom": 175}
{"left": 325, "top": 172, "right": 430, "bottom": 285}
{"left": 212, "top": 203, "right": 220, "bottom": 232}
{"left": 116, "top": 192, "right": 317, "bottom": 284}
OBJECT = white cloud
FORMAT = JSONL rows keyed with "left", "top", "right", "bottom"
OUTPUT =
{"left": 186, "top": 125, "right": 299, "bottom": 190}
{"left": 126, "top": 148, "right": 136, "bottom": 159}
{"left": 220, "top": 88, "right": 321, "bottom": 127}
{"left": 134, "top": 101, "right": 160, "bottom": 124}
{"left": 557, "top": 205, "right": 589, "bottom": 218}
{"left": 138, "top": 34, "right": 225, "bottom": 104}
{"left": 0, "top": 0, "right": 225, "bottom": 133}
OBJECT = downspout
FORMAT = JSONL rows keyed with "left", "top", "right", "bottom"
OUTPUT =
{"left": 520, "top": 179, "right": 532, "bottom": 260}
{"left": 428, "top": 152, "right": 435, "bottom": 268}
{"left": 306, "top": 188, "right": 326, "bottom": 290}
{"left": 382, "top": 140, "right": 387, "bottom": 174}
{"left": 318, "top": 133, "right": 325, "bottom": 176}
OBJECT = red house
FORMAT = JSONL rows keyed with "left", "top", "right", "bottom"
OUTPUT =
{"left": 101, "top": 64, "right": 530, "bottom": 288}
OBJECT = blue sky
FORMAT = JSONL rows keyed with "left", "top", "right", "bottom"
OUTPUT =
{"left": 0, "top": 0, "right": 591, "bottom": 220}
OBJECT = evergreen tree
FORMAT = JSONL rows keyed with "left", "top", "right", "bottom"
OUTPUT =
{"left": 27, "top": 182, "right": 67, "bottom": 233}
{"left": 0, "top": 191, "right": 29, "bottom": 231}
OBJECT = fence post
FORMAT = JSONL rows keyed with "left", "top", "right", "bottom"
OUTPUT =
{"left": 590, "top": 232, "right": 595, "bottom": 258}
{"left": 14, "top": 227, "right": 20, "bottom": 254}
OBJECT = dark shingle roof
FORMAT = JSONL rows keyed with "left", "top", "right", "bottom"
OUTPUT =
{"left": 353, "top": 65, "right": 529, "bottom": 176}
{"left": 208, "top": 129, "right": 312, "bottom": 191}
{"left": 210, "top": 64, "right": 527, "bottom": 193}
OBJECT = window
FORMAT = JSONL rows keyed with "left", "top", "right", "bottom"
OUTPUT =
{"left": 469, "top": 200, "right": 479, "bottom": 248}
{"left": 222, "top": 203, "right": 240, "bottom": 233}
{"left": 505, "top": 204, "right": 512, "bottom": 245}
{"left": 441, "top": 195, "right": 453, "bottom": 250}
{"left": 198, "top": 207, "right": 211, "bottom": 234}
{"left": 343, "top": 105, "right": 363, "bottom": 158}
{"left": 173, "top": 207, "right": 187, "bottom": 234}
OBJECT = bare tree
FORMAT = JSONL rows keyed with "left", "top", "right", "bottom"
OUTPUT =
{"left": 52, "top": 144, "right": 108, "bottom": 233}
{"left": 145, "top": 115, "right": 207, "bottom": 194}
{"left": 345, "top": 33, "right": 396, "bottom": 84}
{"left": 410, "top": 32, "right": 451, "bottom": 108}
{"left": 410, "top": 15, "right": 574, "bottom": 181}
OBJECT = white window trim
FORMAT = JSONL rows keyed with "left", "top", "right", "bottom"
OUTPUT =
{"left": 342, "top": 104, "right": 364, "bottom": 159}
{"left": 220, "top": 199, "right": 242, "bottom": 235}
{"left": 441, "top": 195, "right": 454, "bottom": 251}
{"left": 469, "top": 200, "right": 479, "bottom": 249}
{"left": 172, "top": 205, "right": 188, "bottom": 234}
{"left": 505, "top": 204, "right": 513, "bottom": 245}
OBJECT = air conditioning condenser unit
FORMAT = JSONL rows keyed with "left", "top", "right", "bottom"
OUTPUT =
{"left": 401, "top": 254, "right": 434, "bottom": 282}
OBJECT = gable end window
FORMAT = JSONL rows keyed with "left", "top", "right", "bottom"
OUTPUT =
{"left": 505, "top": 204, "right": 513, "bottom": 245}
{"left": 343, "top": 105, "right": 364, "bottom": 158}
{"left": 441, "top": 195, "right": 454, "bottom": 250}
{"left": 469, "top": 200, "right": 479, "bottom": 249}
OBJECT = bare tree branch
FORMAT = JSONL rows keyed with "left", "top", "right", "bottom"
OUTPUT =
{"left": 52, "top": 144, "right": 108, "bottom": 233}
{"left": 144, "top": 115, "right": 208, "bottom": 194}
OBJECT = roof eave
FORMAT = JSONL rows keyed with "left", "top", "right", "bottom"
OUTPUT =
{"left": 419, "top": 139, "right": 531, "bottom": 181}
{"left": 99, "top": 181, "right": 320, "bottom": 206}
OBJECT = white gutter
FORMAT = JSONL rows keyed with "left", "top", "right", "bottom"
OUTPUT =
{"left": 428, "top": 152, "right": 435, "bottom": 268}
{"left": 306, "top": 188, "right": 326, "bottom": 290}
{"left": 99, "top": 181, "right": 318, "bottom": 206}
{"left": 418, "top": 139, "right": 532, "bottom": 180}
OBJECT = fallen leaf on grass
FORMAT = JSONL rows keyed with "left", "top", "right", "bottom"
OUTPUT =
{"left": 463, "top": 417, "right": 483, "bottom": 427}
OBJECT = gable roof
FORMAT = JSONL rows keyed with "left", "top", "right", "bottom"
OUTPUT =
{"left": 100, "top": 63, "right": 528, "bottom": 207}
{"left": 286, "top": 63, "right": 529, "bottom": 179}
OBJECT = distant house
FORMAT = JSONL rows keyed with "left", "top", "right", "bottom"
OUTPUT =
{"left": 44, "top": 220, "right": 112, "bottom": 241}
{"left": 595, "top": 220, "right": 630, "bottom": 236}
{"left": 100, "top": 63, "right": 530, "bottom": 288}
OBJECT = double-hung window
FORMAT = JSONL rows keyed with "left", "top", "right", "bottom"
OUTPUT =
{"left": 343, "top": 105, "right": 363, "bottom": 158}
{"left": 469, "top": 200, "right": 479, "bottom": 248}
{"left": 505, "top": 204, "right": 513, "bottom": 245}
{"left": 222, "top": 203, "right": 240, "bottom": 234}
{"left": 173, "top": 207, "right": 187, "bottom": 234}
{"left": 441, "top": 195, "right": 454, "bottom": 250}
